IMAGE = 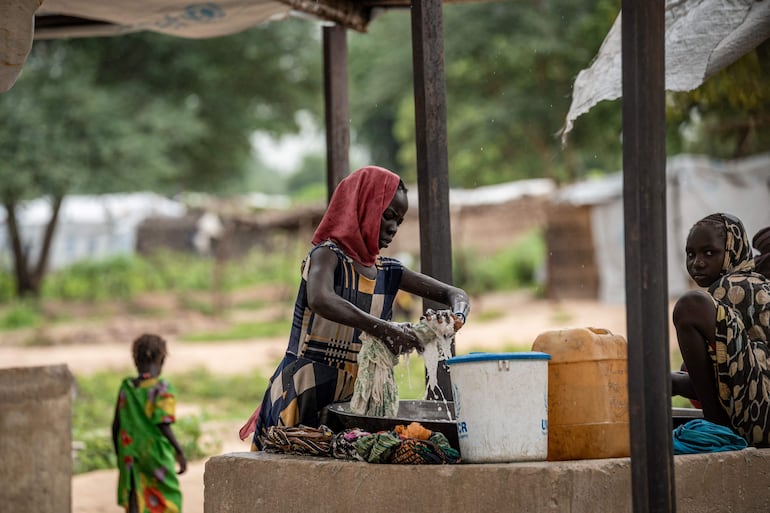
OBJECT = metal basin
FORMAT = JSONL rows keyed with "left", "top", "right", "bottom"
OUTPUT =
{"left": 326, "top": 400, "right": 458, "bottom": 449}
{"left": 672, "top": 406, "right": 703, "bottom": 428}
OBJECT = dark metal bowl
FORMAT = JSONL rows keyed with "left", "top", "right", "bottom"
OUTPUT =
{"left": 326, "top": 400, "right": 458, "bottom": 449}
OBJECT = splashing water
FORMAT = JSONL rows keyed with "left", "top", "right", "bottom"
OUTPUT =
{"left": 411, "top": 310, "right": 456, "bottom": 404}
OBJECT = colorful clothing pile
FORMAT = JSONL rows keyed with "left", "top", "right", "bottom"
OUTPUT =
{"left": 114, "top": 377, "right": 182, "bottom": 513}
{"left": 260, "top": 424, "right": 334, "bottom": 456}
{"left": 259, "top": 422, "right": 460, "bottom": 465}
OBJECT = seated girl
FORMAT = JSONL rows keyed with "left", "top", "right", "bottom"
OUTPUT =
{"left": 671, "top": 213, "right": 770, "bottom": 446}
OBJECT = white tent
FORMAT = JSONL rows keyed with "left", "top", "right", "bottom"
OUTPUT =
{"left": 0, "top": 192, "right": 186, "bottom": 270}
{"left": 556, "top": 153, "right": 770, "bottom": 303}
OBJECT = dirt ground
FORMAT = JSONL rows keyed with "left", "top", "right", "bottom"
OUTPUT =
{"left": 1, "top": 288, "right": 679, "bottom": 513}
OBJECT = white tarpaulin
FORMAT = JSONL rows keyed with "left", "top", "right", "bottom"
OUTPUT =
{"left": 562, "top": 0, "right": 770, "bottom": 143}
{"left": 0, "top": 0, "right": 39, "bottom": 93}
{"left": 36, "top": 0, "right": 292, "bottom": 38}
{"left": 0, "top": 0, "right": 294, "bottom": 93}
{"left": 556, "top": 153, "right": 770, "bottom": 303}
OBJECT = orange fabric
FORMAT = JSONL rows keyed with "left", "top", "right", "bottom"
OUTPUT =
{"left": 311, "top": 166, "right": 401, "bottom": 267}
{"left": 395, "top": 422, "right": 432, "bottom": 441}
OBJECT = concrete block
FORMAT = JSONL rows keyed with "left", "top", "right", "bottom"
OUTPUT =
{"left": 0, "top": 364, "right": 74, "bottom": 513}
{"left": 204, "top": 448, "right": 770, "bottom": 513}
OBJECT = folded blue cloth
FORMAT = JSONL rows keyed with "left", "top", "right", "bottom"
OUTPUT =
{"left": 672, "top": 419, "right": 748, "bottom": 454}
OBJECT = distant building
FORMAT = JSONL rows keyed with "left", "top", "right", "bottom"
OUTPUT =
{"left": 0, "top": 192, "right": 186, "bottom": 271}
{"left": 545, "top": 153, "right": 770, "bottom": 303}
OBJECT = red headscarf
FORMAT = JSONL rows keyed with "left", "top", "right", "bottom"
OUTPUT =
{"left": 311, "top": 166, "right": 401, "bottom": 266}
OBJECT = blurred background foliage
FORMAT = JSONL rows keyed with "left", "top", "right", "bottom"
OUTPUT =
{"left": 2, "top": 0, "right": 768, "bottom": 202}
{"left": 0, "top": 0, "right": 768, "bottom": 298}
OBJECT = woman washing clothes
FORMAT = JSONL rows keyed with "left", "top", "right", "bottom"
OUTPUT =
{"left": 671, "top": 213, "right": 770, "bottom": 446}
{"left": 241, "top": 165, "right": 470, "bottom": 450}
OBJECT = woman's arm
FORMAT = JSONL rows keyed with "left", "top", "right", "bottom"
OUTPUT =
{"left": 305, "top": 246, "right": 419, "bottom": 352}
{"left": 159, "top": 423, "right": 187, "bottom": 474}
{"left": 399, "top": 267, "right": 470, "bottom": 329}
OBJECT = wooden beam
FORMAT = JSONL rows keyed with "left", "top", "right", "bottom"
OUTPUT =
{"left": 411, "top": 0, "right": 454, "bottom": 399}
{"left": 323, "top": 24, "right": 350, "bottom": 198}
{"left": 621, "top": 0, "right": 676, "bottom": 511}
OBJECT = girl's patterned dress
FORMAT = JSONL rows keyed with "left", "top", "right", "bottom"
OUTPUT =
{"left": 115, "top": 376, "right": 181, "bottom": 513}
{"left": 707, "top": 214, "right": 770, "bottom": 446}
{"left": 252, "top": 241, "right": 403, "bottom": 449}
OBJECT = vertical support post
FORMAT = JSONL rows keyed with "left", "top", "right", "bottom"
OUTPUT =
{"left": 323, "top": 24, "right": 350, "bottom": 199}
{"left": 622, "top": 1, "right": 675, "bottom": 512}
{"left": 411, "top": 0, "right": 454, "bottom": 399}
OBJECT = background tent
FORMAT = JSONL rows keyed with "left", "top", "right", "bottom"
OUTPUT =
{"left": 550, "top": 153, "right": 770, "bottom": 303}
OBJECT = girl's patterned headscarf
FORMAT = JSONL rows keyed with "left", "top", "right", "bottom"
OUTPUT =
{"left": 717, "top": 213, "right": 755, "bottom": 274}
{"left": 311, "top": 166, "right": 401, "bottom": 267}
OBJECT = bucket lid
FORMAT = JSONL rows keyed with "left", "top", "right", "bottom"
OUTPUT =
{"left": 446, "top": 351, "right": 551, "bottom": 366}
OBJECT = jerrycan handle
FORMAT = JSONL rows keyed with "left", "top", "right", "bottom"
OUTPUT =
{"left": 587, "top": 327, "right": 612, "bottom": 335}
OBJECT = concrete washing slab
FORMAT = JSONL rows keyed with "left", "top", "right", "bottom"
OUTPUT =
{"left": 204, "top": 448, "right": 770, "bottom": 513}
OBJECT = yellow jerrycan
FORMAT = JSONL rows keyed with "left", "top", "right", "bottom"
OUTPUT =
{"left": 531, "top": 327, "right": 630, "bottom": 460}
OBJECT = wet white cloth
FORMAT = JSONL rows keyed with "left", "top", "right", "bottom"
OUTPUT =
{"left": 413, "top": 310, "right": 456, "bottom": 400}
{"left": 350, "top": 310, "right": 457, "bottom": 417}
{"left": 350, "top": 332, "right": 400, "bottom": 418}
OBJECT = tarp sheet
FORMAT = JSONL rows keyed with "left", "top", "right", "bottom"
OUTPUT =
{"left": 562, "top": 0, "right": 770, "bottom": 143}
{"left": 0, "top": 0, "right": 293, "bottom": 93}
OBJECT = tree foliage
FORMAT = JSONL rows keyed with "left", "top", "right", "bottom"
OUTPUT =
{"left": 349, "top": 1, "right": 624, "bottom": 187}
{"left": 666, "top": 39, "right": 770, "bottom": 159}
{"left": 0, "top": 19, "right": 322, "bottom": 296}
{"left": 2, "top": 4, "right": 768, "bottom": 297}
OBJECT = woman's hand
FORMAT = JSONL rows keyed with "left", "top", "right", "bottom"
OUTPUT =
{"left": 377, "top": 322, "right": 421, "bottom": 355}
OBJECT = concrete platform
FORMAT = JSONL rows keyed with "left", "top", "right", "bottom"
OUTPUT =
{"left": 205, "top": 448, "right": 770, "bottom": 513}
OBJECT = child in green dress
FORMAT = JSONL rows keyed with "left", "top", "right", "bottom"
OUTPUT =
{"left": 112, "top": 333, "right": 187, "bottom": 513}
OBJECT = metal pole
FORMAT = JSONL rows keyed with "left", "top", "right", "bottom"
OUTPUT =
{"left": 323, "top": 24, "right": 350, "bottom": 198}
{"left": 411, "top": 0, "right": 454, "bottom": 399}
{"left": 622, "top": 0, "right": 676, "bottom": 511}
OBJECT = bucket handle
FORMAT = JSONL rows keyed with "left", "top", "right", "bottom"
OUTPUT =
{"left": 498, "top": 360, "right": 510, "bottom": 371}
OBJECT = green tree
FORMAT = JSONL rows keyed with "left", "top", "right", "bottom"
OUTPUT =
{"left": 0, "top": 40, "right": 205, "bottom": 296}
{"left": 75, "top": 19, "right": 323, "bottom": 192}
{"left": 349, "top": 1, "right": 623, "bottom": 188}
{"left": 0, "top": 19, "right": 323, "bottom": 297}
{"left": 666, "top": 40, "right": 770, "bottom": 159}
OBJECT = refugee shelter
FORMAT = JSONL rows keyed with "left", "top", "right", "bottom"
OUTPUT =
{"left": 0, "top": 192, "right": 185, "bottom": 271}
{"left": 546, "top": 153, "right": 770, "bottom": 303}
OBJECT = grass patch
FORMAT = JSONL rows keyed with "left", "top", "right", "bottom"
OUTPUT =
{"left": 182, "top": 319, "right": 291, "bottom": 342}
{"left": 0, "top": 300, "right": 43, "bottom": 330}
{"left": 232, "top": 298, "right": 270, "bottom": 310}
{"left": 454, "top": 229, "right": 545, "bottom": 296}
{"left": 170, "top": 367, "right": 269, "bottom": 420}
{"left": 474, "top": 309, "right": 506, "bottom": 322}
{"left": 395, "top": 354, "right": 432, "bottom": 400}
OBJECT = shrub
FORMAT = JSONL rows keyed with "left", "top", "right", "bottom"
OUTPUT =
{"left": 0, "top": 300, "right": 43, "bottom": 329}
{"left": 454, "top": 229, "right": 545, "bottom": 296}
